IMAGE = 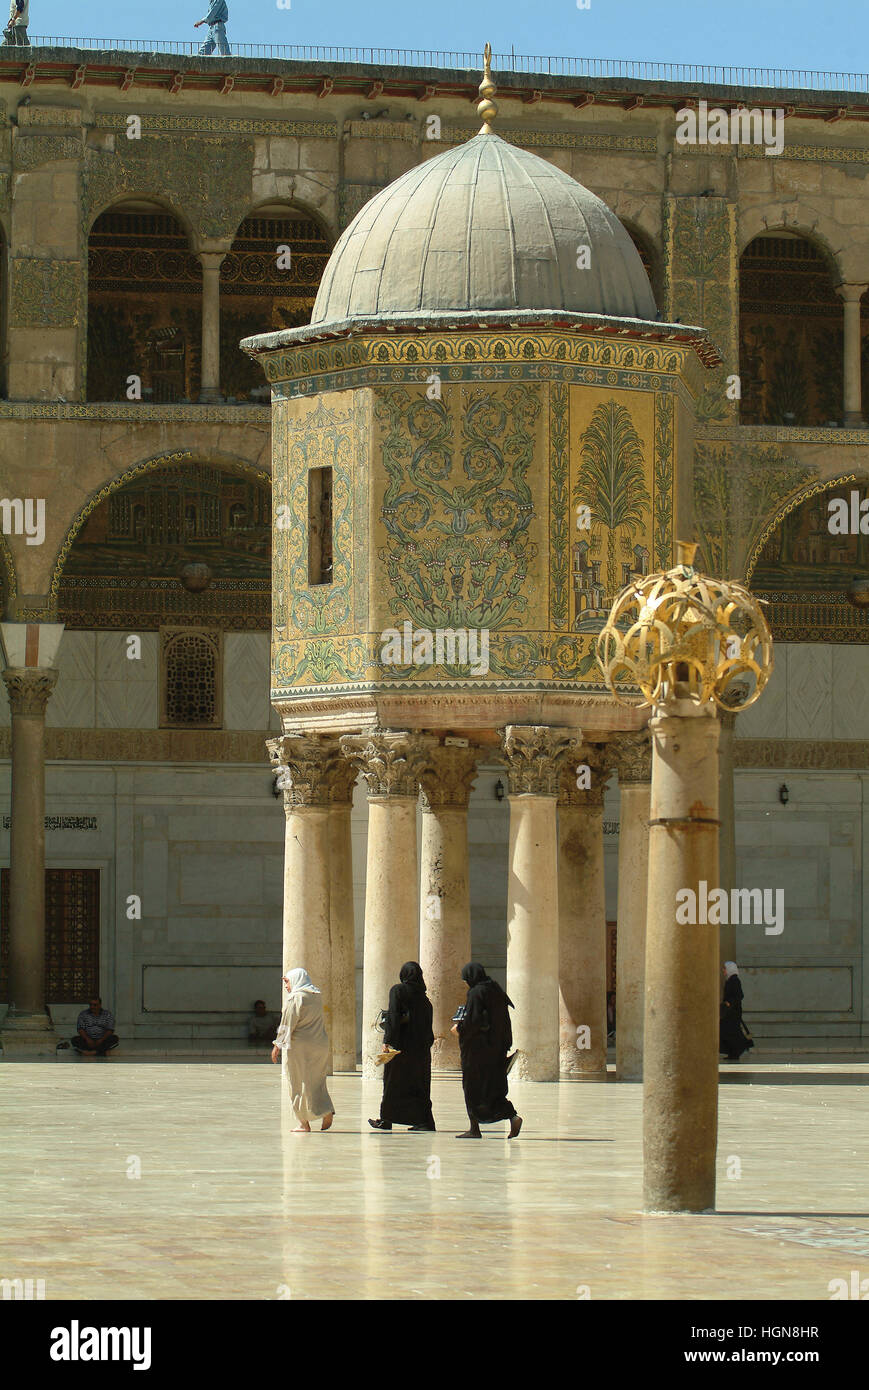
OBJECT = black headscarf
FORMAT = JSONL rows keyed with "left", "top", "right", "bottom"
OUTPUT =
{"left": 400, "top": 961, "right": 427, "bottom": 992}
{"left": 383, "top": 961, "right": 433, "bottom": 1050}
{"left": 461, "top": 962, "right": 513, "bottom": 1009}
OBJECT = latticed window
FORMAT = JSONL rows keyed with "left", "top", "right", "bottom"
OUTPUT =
{"left": 160, "top": 628, "right": 222, "bottom": 729}
{"left": 1, "top": 869, "right": 100, "bottom": 1004}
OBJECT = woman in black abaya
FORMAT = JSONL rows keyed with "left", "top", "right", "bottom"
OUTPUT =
{"left": 368, "top": 961, "right": 436, "bottom": 1131}
{"left": 452, "top": 962, "right": 522, "bottom": 1139}
{"left": 720, "top": 960, "right": 754, "bottom": 1061}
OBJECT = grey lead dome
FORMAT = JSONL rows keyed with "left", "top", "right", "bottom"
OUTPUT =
{"left": 312, "top": 131, "right": 657, "bottom": 325}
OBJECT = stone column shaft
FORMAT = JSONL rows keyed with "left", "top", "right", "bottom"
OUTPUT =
{"left": 419, "top": 745, "right": 479, "bottom": 1070}
{"left": 613, "top": 733, "right": 652, "bottom": 1082}
{"left": 644, "top": 704, "right": 720, "bottom": 1213}
{"left": 502, "top": 725, "right": 582, "bottom": 1083}
{"left": 199, "top": 252, "right": 226, "bottom": 403}
{"left": 268, "top": 734, "right": 335, "bottom": 1072}
{"left": 0, "top": 661, "right": 60, "bottom": 1055}
{"left": 328, "top": 762, "right": 357, "bottom": 1072}
{"left": 558, "top": 746, "right": 611, "bottom": 1078}
{"left": 341, "top": 733, "right": 430, "bottom": 1077}
{"left": 717, "top": 711, "right": 737, "bottom": 966}
{"left": 837, "top": 283, "right": 868, "bottom": 426}
{"left": 4, "top": 670, "right": 57, "bottom": 1016}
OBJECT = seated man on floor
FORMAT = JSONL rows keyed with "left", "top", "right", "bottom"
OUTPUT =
{"left": 247, "top": 999, "right": 277, "bottom": 1044}
{"left": 72, "top": 997, "right": 119, "bottom": 1056}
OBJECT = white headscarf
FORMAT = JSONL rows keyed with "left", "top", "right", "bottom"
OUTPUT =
{"left": 724, "top": 961, "right": 739, "bottom": 978}
{"left": 282, "top": 967, "right": 320, "bottom": 996}
{"left": 274, "top": 968, "right": 321, "bottom": 1051}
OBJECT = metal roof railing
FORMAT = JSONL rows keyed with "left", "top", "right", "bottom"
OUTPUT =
{"left": 15, "top": 40, "right": 869, "bottom": 93}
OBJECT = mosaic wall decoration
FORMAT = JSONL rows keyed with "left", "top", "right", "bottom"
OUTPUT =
{"left": 266, "top": 331, "right": 695, "bottom": 699}
{"left": 748, "top": 479, "right": 869, "bottom": 643}
{"left": 87, "top": 209, "right": 203, "bottom": 402}
{"left": 664, "top": 195, "right": 738, "bottom": 425}
{"left": 218, "top": 214, "right": 332, "bottom": 400}
{"left": 57, "top": 461, "right": 270, "bottom": 631}
{"left": 739, "top": 234, "right": 849, "bottom": 427}
{"left": 694, "top": 439, "right": 814, "bottom": 579}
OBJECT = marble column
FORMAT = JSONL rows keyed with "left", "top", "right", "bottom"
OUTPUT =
{"left": 644, "top": 701, "right": 720, "bottom": 1213}
{"left": 0, "top": 633, "right": 62, "bottom": 1056}
{"left": 557, "top": 744, "right": 611, "bottom": 1078}
{"left": 340, "top": 731, "right": 431, "bottom": 1077}
{"left": 267, "top": 734, "right": 333, "bottom": 1071}
{"left": 502, "top": 725, "right": 581, "bottom": 1082}
{"left": 836, "top": 283, "right": 868, "bottom": 426}
{"left": 613, "top": 732, "right": 652, "bottom": 1082}
{"left": 418, "top": 743, "right": 480, "bottom": 1071}
{"left": 198, "top": 250, "right": 227, "bottom": 404}
{"left": 717, "top": 710, "right": 737, "bottom": 966}
{"left": 326, "top": 752, "right": 358, "bottom": 1072}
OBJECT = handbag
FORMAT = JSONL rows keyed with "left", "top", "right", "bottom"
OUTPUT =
{"left": 376, "top": 1007, "right": 409, "bottom": 1031}
{"left": 451, "top": 1003, "right": 489, "bottom": 1031}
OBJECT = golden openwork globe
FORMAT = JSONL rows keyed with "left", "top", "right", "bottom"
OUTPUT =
{"left": 596, "top": 541, "right": 774, "bottom": 712}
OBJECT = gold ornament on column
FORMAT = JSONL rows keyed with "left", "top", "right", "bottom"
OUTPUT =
{"left": 596, "top": 540, "right": 774, "bottom": 712}
{"left": 477, "top": 43, "right": 498, "bottom": 133}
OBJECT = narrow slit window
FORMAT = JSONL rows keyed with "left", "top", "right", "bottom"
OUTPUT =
{"left": 307, "top": 466, "right": 333, "bottom": 585}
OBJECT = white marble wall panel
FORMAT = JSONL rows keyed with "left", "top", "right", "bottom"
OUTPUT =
{"left": 735, "top": 644, "right": 788, "bottom": 740}
{"left": 143, "top": 964, "right": 279, "bottom": 1012}
{"left": 96, "top": 632, "right": 159, "bottom": 729}
{"left": 224, "top": 632, "right": 271, "bottom": 730}
{"left": 736, "top": 643, "right": 869, "bottom": 743}
{"left": 45, "top": 632, "right": 96, "bottom": 728}
{"left": 786, "top": 644, "right": 833, "bottom": 740}
{"left": 177, "top": 850, "right": 264, "bottom": 906}
{"left": 733, "top": 772, "right": 863, "bottom": 1023}
{"left": 742, "top": 966, "right": 853, "bottom": 1012}
{"left": 832, "top": 645, "right": 869, "bottom": 741}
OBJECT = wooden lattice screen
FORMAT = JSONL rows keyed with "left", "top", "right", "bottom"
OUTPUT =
{"left": 0, "top": 869, "right": 100, "bottom": 1003}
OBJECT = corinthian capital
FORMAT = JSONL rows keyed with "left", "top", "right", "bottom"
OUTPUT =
{"left": 501, "top": 724, "right": 583, "bottom": 797}
{"left": 559, "top": 741, "right": 615, "bottom": 807}
{"left": 267, "top": 733, "right": 335, "bottom": 809}
{"left": 612, "top": 730, "right": 652, "bottom": 786}
{"left": 418, "top": 743, "right": 481, "bottom": 810}
{"left": 2, "top": 668, "right": 58, "bottom": 716}
{"left": 340, "top": 730, "right": 435, "bottom": 798}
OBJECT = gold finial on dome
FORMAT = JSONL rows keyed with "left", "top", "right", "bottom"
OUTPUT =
{"left": 477, "top": 42, "right": 498, "bottom": 133}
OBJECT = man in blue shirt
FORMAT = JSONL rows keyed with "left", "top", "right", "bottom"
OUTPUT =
{"left": 2, "top": 0, "right": 29, "bottom": 46}
{"left": 194, "top": 0, "right": 230, "bottom": 57}
{"left": 72, "top": 997, "right": 119, "bottom": 1057}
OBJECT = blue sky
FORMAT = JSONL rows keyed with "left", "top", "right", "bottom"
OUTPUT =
{"left": 28, "top": 0, "right": 867, "bottom": 76}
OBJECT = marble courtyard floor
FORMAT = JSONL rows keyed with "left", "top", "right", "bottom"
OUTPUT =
{"left": 1, "top": 1057, "right": 867, "bottom": 1301}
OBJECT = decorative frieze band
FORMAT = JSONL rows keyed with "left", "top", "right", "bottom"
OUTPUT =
{"left": 0, "top": 401, "right": 270, "bottom": 423}
{"left": 735, "top": 739, "right": 869, "bottom": 771}
{"left": 93, "top": 113, "right": 338, "bottom": 139}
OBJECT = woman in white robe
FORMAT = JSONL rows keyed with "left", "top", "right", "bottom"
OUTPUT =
{"left": 270, "top": 968, "right": 335, "bottom": 1132}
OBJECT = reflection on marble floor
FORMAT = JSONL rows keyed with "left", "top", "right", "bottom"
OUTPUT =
{"left": 1, "top": 1060, "right": 867, "bottom": 1300}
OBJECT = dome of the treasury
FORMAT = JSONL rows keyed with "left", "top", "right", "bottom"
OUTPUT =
{"left": 311, "top": 131, "right": 658, "bottom": 325}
